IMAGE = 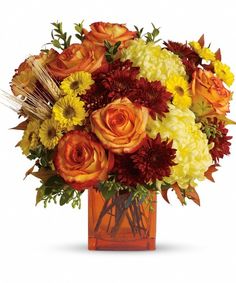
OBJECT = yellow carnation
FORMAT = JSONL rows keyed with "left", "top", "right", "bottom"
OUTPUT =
{"left": 146, "top": 104, "right": 212, "bottom": 189}
{"left": 213, "top": 60, "right": 234, "bottom": 87}
{"left": 121, "top": 39, "right": 187, "bottom": 85}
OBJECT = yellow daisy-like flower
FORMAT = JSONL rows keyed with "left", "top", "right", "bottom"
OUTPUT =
{"left": 146, "top": 104, "right": 212, "bottom": 189}
{"left": 199, "top": 48, "right": 215, "bottom": 61}
{"left": 20, "top": 120, "right": 40, "bottom": 155}
{"left": 52, "top": 95, "right": 86, "bottom": 127}
{"left": 121, "top": 39, "right": 187, "bottom": 85}
{"left": 39, "top": 118, "right": 63, "bottom": 149}
{"left": 213, "top": 60, "right": 234, "bottom": 87}
{"left": 189, "top": 41, "right": 201, "bottom": 53}
{"left": 166, "top": 75, "right": 192, "bottom": 109}
{"left": 60, "top": 71, "right": 94, "bottom": 96}
{"left": 189, "top": 41, "right": 215, "bottom": 61}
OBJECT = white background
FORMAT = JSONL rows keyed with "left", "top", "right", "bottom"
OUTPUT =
{"left": 0, "top": 0, "right": 236, "bottom": 282}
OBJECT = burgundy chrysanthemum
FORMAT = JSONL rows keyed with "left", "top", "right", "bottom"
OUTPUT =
{"left": 207, "top": 118, "right": 232, "bottom": 163}
{"left": 113, "top": 135, "right": 176, "bottom": 186}
{"left": 113, "top": 154, "right": 144, "bottom": 187}
{"left": 164, "top": 40, "right": 201, "bottom": 78}
{"left": 131, "top": 78, "right": 172, "bottom": 119}
{"left": 131, "top": 135, "right": 176, "bottom": 182}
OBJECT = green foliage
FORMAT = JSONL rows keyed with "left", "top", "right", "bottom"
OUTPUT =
{"left": 36, "top": 175, "right": 83, "bottom": 209}
{"left": 134, "top": 25, "right": 144, "bottom": 38}
{"left": 104, "top": 40, "right": 121, "bottom": 63}
{"left": 74, "top": 21, "right": 85, "bottom": 42}
{"left": 27, "top": 145, "right": 53, "bottom": 169}
{"left": 51, "top": 22, "right": 72, "bottom": 50}
{"left": 145, "top": 23, "right": 161, "bottom": 43}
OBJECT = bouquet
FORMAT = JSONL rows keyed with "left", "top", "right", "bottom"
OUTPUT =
{"left": 0, "top": 21, "right": 234, "bottom": 250}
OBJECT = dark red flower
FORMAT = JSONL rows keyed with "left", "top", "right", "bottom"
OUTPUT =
{"left": 131, "top": 135, "right": 176, "bottom": 182}
{"left": 113, "top": 154, "right": 144, "bottom": 187}
{"left": 207, "top": 118, "right": 232, "bottom": 163}
{"left": 113, "top": 135, "right": 176, "bottom": 186}
{"left": 164, "top": 40, "right": 201, "bottom": 79}
{"left": 132, "top": 78, "right": 171, "bottom": 119}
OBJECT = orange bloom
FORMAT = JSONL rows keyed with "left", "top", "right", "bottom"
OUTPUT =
{"left": 90, "top": 97, "right": 149, "bottom": 154}
{"left": 191, "top": 68, "right": 232, "bottom": 116}
{"left": 83, "top": 22, "right": 136, "bottom": 47}
{"left": 11, "top": 49, "right": 58, "bottom": 96}
{"left": 54, "top": 130, "right": 114, "bottom": 191}
{"left": 47, "top": 41, "right": 108, "bottom": 79}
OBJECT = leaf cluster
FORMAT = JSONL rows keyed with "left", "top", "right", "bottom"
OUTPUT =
{"left": 104, "top": 40, "right": 121, "bottom": 63}
{"left": 27, "top": 145, "right": 53, "bottom": 169}
{"left": 36, "top": 175, "right": 83, "bottom": 209}
{"left": 74, "top": 21, "right": 85, "bottom": 42}
{"left": 51, "top": 22, "right": 72, "bottom": 50}
{"left": 145, "top": 23, "right": 161, "bottom": 43}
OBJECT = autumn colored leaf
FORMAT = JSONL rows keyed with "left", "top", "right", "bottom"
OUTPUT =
{"left": 186, "top": 187, "right": 200, "bottom": 206}
{"left": 11, "top": 120, "right": 28, "bottom": 130}
{"left": 161, "top": 188, "right": 170, "bottom": 204}
{"left": 31, "top": 168, "right": 56, "bottom": 182}
{"left": 204, "top": 164, "right": 219, "bottom": 182}
{"left": 198, "top": 34, "right": 205, "bottom": 48}
{"left": 24, "top": 164, "right": 36, "bottom": 180}
{"left": 215, "top": 48, "right": 222, "bottom": 61}
{"left": 172, "top": 183, "right": 185, "bottom": 205}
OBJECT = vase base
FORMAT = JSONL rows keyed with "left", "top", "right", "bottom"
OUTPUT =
{"left": 88, "top": 237, "right": 156, "bottom": 251}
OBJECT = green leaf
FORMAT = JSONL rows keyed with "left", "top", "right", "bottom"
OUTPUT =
{"left": 35, "top": 187, "right": 45, "bottom": 206}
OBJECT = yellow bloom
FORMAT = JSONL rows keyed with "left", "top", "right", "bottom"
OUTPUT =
{"left": 189, "top": 41, "right": 201, "bottom": 53}
{"left": 39, "top": 118, "right": 63, "bottom": 149}
{"left": 20, "top": 120, "right": 40, "bottom": 155}
{"left": 213, "top": 60, "right": 234, "bottom": 87}
{"left": 146, "top": 104, "right": 212, "bottom": 189}
{"left": 60, "top": 71, "right": 94, "bottom": 96}
{"left": 189, "top": 41, "right": 215, "bottom": 61}
{"left": 199, "top": 48, "right": 215, "bottom": 61}
{"left": 121, "top": 39, "right": 187, "bottom": 85}
{"left": 166, "top": 75, "right": 192, "bottom": 109}
{"left": 52, "top": 95, "right": 86, "bottom": 127}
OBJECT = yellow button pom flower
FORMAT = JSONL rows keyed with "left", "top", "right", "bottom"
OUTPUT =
{"left": 146, "top": 104, "right": 212, "bottom": 189}
{"left": 213, "top": 60, "right": 234, "bottom": 87}
{"left": 166, "top": 75, "right": 192, "bottom": 109}
{"left": 53, "top": 96, "right": 87, "bottom": 128}
{"left": 121, "top": 39, "right": 187, "bottom": 85}
{"left": 20, "top": 120, "right": 40, "bottom": 155}
{"left": 39, "top": 118, "right": 63, "bottom": 149}
{"left": 60, "top": 71, "right": 94, "bottom": 96}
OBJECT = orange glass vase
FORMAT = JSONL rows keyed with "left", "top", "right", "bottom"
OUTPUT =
{"left": 88, "top": 189, "right": 157, "bottom": 251}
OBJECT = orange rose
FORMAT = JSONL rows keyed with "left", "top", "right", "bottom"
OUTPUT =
{"left": 90, "top": 98, "right": 149, "bottom": 154}
{"left": 191, "top": 68, "right": 232, "bottom": 116}
{"left": 54, "top": 130, "right": 114, "bottom": 191}
{"left": 11, "top": 49, "right": 58, "bottom": 96}
{"left": 83, "top": 22, "right": 136, "bottom": 47}
{"left": 47, "top": 41, "right": 108, "bottom": 79}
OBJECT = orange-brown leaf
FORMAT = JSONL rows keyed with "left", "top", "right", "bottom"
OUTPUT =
{"left": 161, "top": 188, "right": 170, "bottom": 204}
{"left": 198, "top": 34, "right": 205, "bottom": 48}
{"left": 204, "top": 164, "right": 219, "bottom": 182}
{"left": 11, "top": 120, "right": 28, "bottom": 131}
{"left": 186, "top": 187, "right": 200, "bottom": 206}
{"left": 215, "top": 48, "right": 222, "bottom": 61}
{"left": 24, "top": 164, "right": 36, "bottom": 180}
{"left": 31, "top": 168, "right": 56, "bottom": 182}
{"left": 172, "top": 183, "right": 185, "bottom": 205}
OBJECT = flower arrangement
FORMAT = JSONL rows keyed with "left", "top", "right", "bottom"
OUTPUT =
{"left": 0, "top": 21, "right": 234, "bottom": 250}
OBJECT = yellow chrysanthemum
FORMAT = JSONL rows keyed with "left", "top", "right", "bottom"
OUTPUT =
{"left": 146, "top": 104, "right": 212, "bottom": 189}
{"left": 166, "top": 75, "right": 192, "bottom": 109}
{"left": 213, "top": 60, "right": 234, "bottom": 87}
{"left": 20, "top": 120, "right": 40, "bottom": 155}
{"left": 189, "top": 41, "right": 215, "bottom": 61}
{"left": 39, "top": 118, "right": 63, "bottom": 149}
{"left": 52, "top": 95, "right": 86, "bottom": 127}
{"left": 60, "top": 71, "right": 94, "bottom": 96}
{"left": 121, "top": 39, "right": 187, "bottom": 85}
